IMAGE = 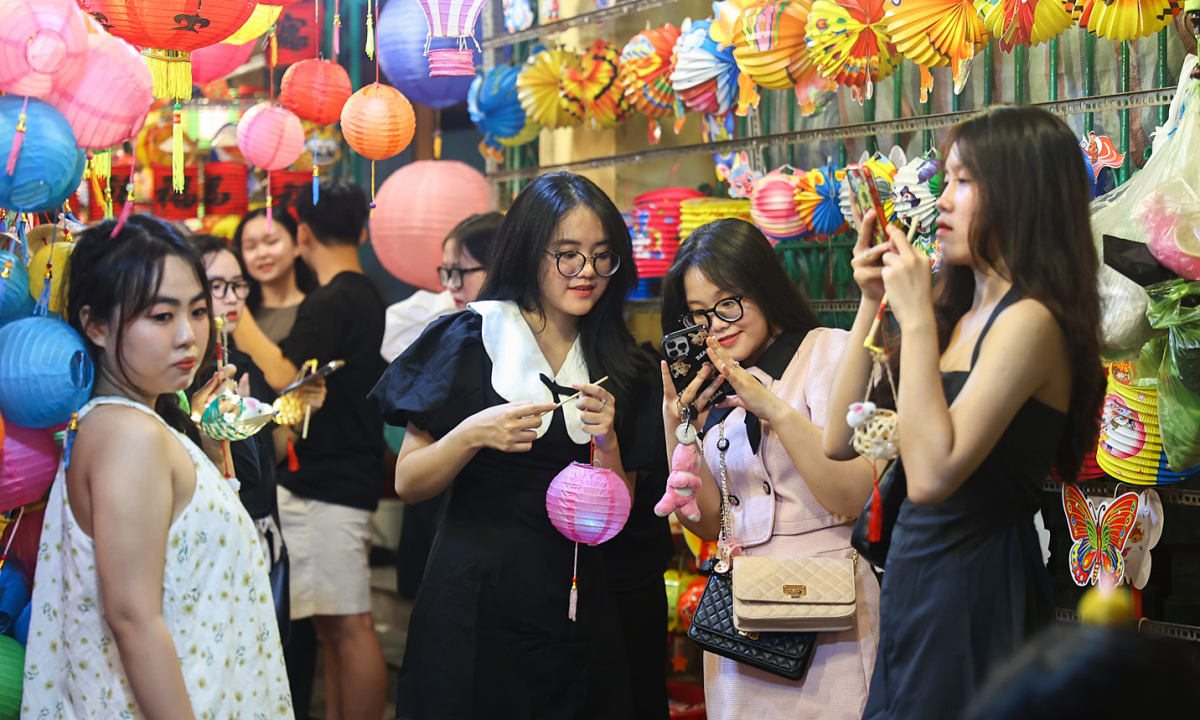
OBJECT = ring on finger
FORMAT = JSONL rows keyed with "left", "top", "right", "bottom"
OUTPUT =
{"left": 600, "top": 397, "right": 607, "bottom": 408}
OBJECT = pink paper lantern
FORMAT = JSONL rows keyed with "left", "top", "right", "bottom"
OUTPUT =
{"left": 545, "top": 462, "right": 631, "bottom": 546}
{"left": 0, "top": 423, "right": 57, "bottom": 514}
{"left": 235, "top": 102, "right": 306, "bottom": 171}
{"left": 751, "top": 168, "right": 808, "bottom": 244}
{"left": 0, "top": 0, "right": 88, "bottom": 98}
{"left": 369, "top": 160, "right": 488, "bottom": 291}
{"left": 191, "top": 39, "right": 256, "bottom": 86}
{"left": 45, "top": 32, "right": 152, "bottom": 150}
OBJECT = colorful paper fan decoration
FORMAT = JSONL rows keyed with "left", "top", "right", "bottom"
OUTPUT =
{"left": 751, "top": 167, "right": 809, "bottom": 244}
{"left": 619, "top": 24, "right": 683, "bottom": 142}
{"left": 222, "top": 3, "right": 282, "bottom": 45}
{"left": 891, "top": 153, "right": 944, "bottom": 234}
{"left": 795, "top": 163, "right": 848, "bottom": 238}
{"left": 671, "top": 19, "right": 740, "bottom": 121}
{"left": 974, "top": 0, "right": 1075, "bottom": 50}
{"left": 0, "top": 0, "right": 89, "bottom": 98}
{"left": 678, "top": 198, "right": 753, "bottom": 240}
{"left": 839, "top": 149, "right": 902, "bottom": 226}
{"left": 733, "top": 0, "right": 836, "bottom": 117}
{"left": 806, "top": 0, "right": 901, "bottom": 103}
{"left": 1097, "top": 373, "right": 1200, "bottom": 483}
{"left": 561, "top": 39, "right": 633, "bottom": 130}
{"left": 1071, "top": 0, "right": 1178, "bottom": 40}
{"left": 517, "top": 47, "right": 583, "bottom": 130}
{"left": 469, "top": 65, "right": 540, "bottom": 162}
{"left": 884, "top": 0, "right": 989, "bottom": 100}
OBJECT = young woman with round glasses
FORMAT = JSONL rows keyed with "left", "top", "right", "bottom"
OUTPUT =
{"left": 370, "top": 172, "right": 667, "bottom": 718}
{"left": 660, "top": 218, "right": 879, "bottom": 719}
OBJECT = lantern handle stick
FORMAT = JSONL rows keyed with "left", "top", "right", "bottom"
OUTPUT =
{"left": 541, "top": 376, "right": 610, "bottom": 416}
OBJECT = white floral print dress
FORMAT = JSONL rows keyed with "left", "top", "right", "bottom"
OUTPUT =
{"left": 21, "top": 397, "right": 294, "bottom": 720}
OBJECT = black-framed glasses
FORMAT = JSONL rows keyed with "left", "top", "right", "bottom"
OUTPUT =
{"left": 681, "top": 296, "right": 744, "bottom": 328}
{"left": 545, "top": 251, "right": 620, "bottom": 278}
{"left": 210, "top": 279, "right": 251, "bottom": 300}
{"left": 437, "top": 266, "right": 485, "bottom": 290}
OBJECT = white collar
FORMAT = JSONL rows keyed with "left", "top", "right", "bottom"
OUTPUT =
{"left": 470, "top": 300, "right": 591, "bottom": 444}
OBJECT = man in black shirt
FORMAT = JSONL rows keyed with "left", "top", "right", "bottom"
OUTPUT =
{"left": 235, "top": 178, "right": 387, "bottom": 720}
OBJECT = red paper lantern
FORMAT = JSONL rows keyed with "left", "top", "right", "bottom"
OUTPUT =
{"left": 268, "top": 170, "right": 312, "bottom": 215}
{"left": 340, "top": 84, "right": 416, "bottom": 162}
{"left": 150, "top": 164, "right": 202, "bottom": 220}
{"left": 203, "top": 161, "right": 249, "bottom": 217}
{"left": 46, "top": 32, "right": 152, "bottom": 150}
{"left": 236, "top": 102, "right": 305, "bottom": 171}
{"left": 191, "top": 40, "right": 256, "bottom": 85}
{"left": 280, "top": 60, "right": 352, "bottom": 126}
{"left": 369, "top": 160, "right": 488, "bottom": 291}
{"left": 81, "top": 0, "right": 257, "bottom": 98}
{"left": 274, "top": 0, "right": 319, "bottom": 66}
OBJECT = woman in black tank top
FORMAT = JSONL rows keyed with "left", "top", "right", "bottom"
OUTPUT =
{"left": 824, "top": 106, "right": 1105, "bottom": 720}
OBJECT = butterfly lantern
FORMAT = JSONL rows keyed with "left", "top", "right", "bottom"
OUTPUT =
{"left": 1061, "top": 483, "right": 1140, "bottom": 588}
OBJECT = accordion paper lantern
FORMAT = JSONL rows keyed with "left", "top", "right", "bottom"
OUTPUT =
{"left": 280, "top": 60, "right": 353, "bottom": 126}
{"left": 0, "top": 316, "right": 94, "bottom": 429}
{"left": 795, "top": 164, "right": 848, "bottom": 238}
{"left": 45, "top": 32, "right": 153, "bottom": 151}
{"left": 190, "top": 39, "right": 256, "bottom": 85}
{"left": 0, "top": 423, "right": 56, "bottom": 514}
{"left": 884, "top": 0, "right": 989, "bottom": 99}
{"left": 369, "top": 160, "right": 488, "bottom": 291}
{"left": 0, "top": 0, "right": 88, "bottom": 98}
{"left": 1073, "top": 0, "right": 1177, "bottom": 41}
{"left": 734, "top": 0, "right": 834, "bottom": 116}
{"left": 751, "top": 168, "right": 809, "bottom": 244}
{"left": 619, "top": 24, "right": 681, "bottom": 141}
{"left": 0, "top": 96, "right": 83, "bottom": 214}
{"left": 340, "top": 84, "right": 416, "bottom": 162}
{"left": 517, "top": 48, "right": 583, "bottom": 129}
{"left": 469, "top": 65, "right": 539, "bottom": 161}
{"left": 236, "top": 102, "right": 306, "bottom": 171}
{"left": 223, "top": 2, "right": 282, "bottom": 45}
{"left": 415, "top": 0, "right": 489, "bottom": 76}
{"left": 26, "top": 241, "right": 73, "bottom": 317}
{"left": 670, "top": 18, "right": 740, "bottom": 119}
{"left": 546, "top": 462, "right": 632, "bottom": 545}
{"left": 0, "top": 250, "right": 30, "bottom": 321}
{"left": 806, "top": 0, "right": 901, "bottom": 102}
{"left": 377, "top": 0, "right": 481, "bottom": 109}
{"left": 561, "top": 39, "right": 632, "bottom": 130}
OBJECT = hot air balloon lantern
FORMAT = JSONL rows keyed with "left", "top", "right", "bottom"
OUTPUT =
{"left": 413, "top": 0, "right": 489, "bottom": 76}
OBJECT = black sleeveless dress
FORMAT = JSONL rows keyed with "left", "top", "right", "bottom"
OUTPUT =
{"left": 863, "top": 289, "right": 1060, "bottom": 720}
{"left": 369, "top": 310, "right": 665, "bottom": 720}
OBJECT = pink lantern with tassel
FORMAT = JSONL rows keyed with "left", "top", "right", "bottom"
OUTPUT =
{"left": 546, "top": 462, "right": 631, "bottom": 546}
{"left": 46, "top": 32, "right": 152, "bottom": 150}
{"left": 0, "top": 423, "right": 58, "bottom": 513}
{"left": 236, "top": 102, "right": 305, "bottom": 233}
{"left": 0, "top": 0, "right": 89, "bottom": 98}
{"left": 414, "top": 0, "right": 488, "bottom": 76}
{"left": 191, "top": 40, "right": 256, "bottom": 86}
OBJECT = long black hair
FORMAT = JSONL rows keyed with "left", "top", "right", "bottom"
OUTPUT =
{"left": 445, "top": 212, "right": 504, "bottom": 266}
{"left": 937, "top": 106, "right": 1103, "bottom": 480}
{"left": 231, "top": 207, "right": 317, "bottom": 312}
{"left": 478, "top": 172, "right": 650, "bottom": 421}
{"left": 67, "top": 214, "right": 214, "bottom": 443}
{"left": 662, "top": 218, "right": 821, "bottom": 338}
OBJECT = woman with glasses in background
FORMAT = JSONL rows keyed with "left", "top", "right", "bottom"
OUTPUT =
{"left": 659, "top": 219, "right": 879, "bottom": 719}
{"left": 370, "top": 173, "right": 666, "bottom": 718}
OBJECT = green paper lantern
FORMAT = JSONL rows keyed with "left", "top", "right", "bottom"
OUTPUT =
{"left": 0, "top": 635, "right": 24, "bottom": 719}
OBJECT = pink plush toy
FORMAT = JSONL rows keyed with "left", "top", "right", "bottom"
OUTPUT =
{"left": 655, "top": 442, "right": 703, "bottom": 522}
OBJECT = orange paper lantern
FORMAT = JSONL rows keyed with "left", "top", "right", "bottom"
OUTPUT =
{"left": 340, "top": 84, "right": 415, "bottom": 162}
{"left": 280, "top": 60, "right": 353, "bottom": 126}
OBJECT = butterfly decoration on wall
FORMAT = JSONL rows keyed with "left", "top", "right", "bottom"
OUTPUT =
{"left": 1062, "top": 483, "right": 1140, "bottom": 587}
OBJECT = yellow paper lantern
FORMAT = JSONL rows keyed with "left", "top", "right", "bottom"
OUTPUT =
{"left": 223, "top": 4, "right": 283, "bottom": 45}
{"left": 27, "top": 242, "right": 75, "bottom": 318}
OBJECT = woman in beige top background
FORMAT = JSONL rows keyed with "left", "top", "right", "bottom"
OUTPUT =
{"left": 659, "top": 218, "right": 879, "bottom": 719}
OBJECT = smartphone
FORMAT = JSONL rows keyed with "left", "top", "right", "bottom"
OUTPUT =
{"left": 845, "top": 164, "right": 889, "bottom": 247}
{"left": 662, "top": 326, "right": 732, "bottom": 409}
{"left": 279, "top": 360, "right": 345, "bottom": 396}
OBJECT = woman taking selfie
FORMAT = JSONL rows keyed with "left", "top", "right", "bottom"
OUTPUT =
{"left": 660, "top": 219, "right": 879, "bottom": 719}
{"left": 370, "top": 172, "right": 663, "bottom": 718}
{"left": 824, "top": 106, "right": 1104, "bottom": 720}
{"left": 23, "top": 214, "right": 292, "bottom": 719}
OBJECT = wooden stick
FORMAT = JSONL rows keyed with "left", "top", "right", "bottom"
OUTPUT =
{"left": 540, "top": 376, "right": 610, "bottom": 416}
{"left": 864, "top": 221, "right": 920, "bottom": 354}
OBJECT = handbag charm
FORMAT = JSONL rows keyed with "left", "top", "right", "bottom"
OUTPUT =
{"left": 714, "top": 421, "right": 742, "bottom": 574}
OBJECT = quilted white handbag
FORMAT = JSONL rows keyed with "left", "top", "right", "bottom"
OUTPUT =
{"left": 731, "top": 555, "right": 857, "bottom": 633}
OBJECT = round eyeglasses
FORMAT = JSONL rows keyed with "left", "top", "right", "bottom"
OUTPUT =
{"left": 545, "top": 251, "right": 620, "bottom": 278}
{"left": 681, "top": 296, "right": 744, "bottom": 328}
{"left": 210, "top": 279, "right": 251, "bottom": 300}
{"left": 437, "top": 266, "right": 485, "bottom": 290}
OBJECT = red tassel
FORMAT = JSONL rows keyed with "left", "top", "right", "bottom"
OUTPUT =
{"left": 867, "top": 469, "right": 883, "bottom": 543}
{"left": 6, "top": 99, "right": 28, "bottom": 176}
{"left": 287, "top": 439, "right": 300, "bottom": 472}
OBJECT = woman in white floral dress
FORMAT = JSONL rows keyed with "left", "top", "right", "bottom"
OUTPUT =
{"left": 21, "top": 215, "right": 293, "bottom": 720}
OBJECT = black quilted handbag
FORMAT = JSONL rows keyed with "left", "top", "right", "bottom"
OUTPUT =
{"left": 687, "top": 569, "right": 817, "bottom": 680}
{"left": 850, "top": 460, "right": 906, "bottom": 568}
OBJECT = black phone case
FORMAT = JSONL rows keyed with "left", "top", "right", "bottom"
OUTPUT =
{"left": 662, "top": 326, "right": 733, "bottom": 408}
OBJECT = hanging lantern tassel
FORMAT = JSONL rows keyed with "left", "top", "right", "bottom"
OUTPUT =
{"left": 271, "top": 31, "right": 279, "bottom": 68}
{"left": 91, "top": 150, "right": 112, "bottom": 181}
{"left": 266, "top": 171, "right": 274, "bottom": 235}
{"left": 6, "top": 98, "right": 29, "bottom": 176}
{"left": 0, "top": 507, "right": 26, "bottom": 574}
{"left": 145, "top": 49, "right": 193, "bottom": 100}
{"left": 867, "top": 463, "right": 882, "bottom": 542}
{"left": 370, "top": 161, "right": 377, "bottom": 216}
{"left": 312, "top": 130, "right": 320, "bottom": 206}
{"left": 0, "top": 261, "right": 11, "bottom": 303}
{"left": 365, "top": 0, "right": 376, "bottom": 59}
{"left": 63, "top": 413, "right": 80, "bottom": 471}
{"left": 172, "top": 103, "right": 185, "bottom": 193}
{"left": 568, "top": 542, "right": 579, "bottom": 621}
{"left": 333, "top": 0, "right": 342, "bottom": 56}
{"left": 111, "top": 160, "right": 137, "bottom": 238}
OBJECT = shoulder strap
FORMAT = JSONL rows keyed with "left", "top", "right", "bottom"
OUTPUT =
{"left": 970, "top": 286, "right": 1025, "bottom": 370}
{"left": 80, "top": 396, "right": 174, "bottom": 430}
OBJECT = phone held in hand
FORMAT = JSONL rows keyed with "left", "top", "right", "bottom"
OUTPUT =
{"left": 662, "top": 325, "right": 733, "bottom": 409}
{"left": 845, "top": 164, "right": 890, "bottom": 247}
{"left": 279, "top": 360, "right": 345, "bottom": 396}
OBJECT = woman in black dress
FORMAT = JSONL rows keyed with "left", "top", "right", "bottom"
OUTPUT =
{"left": 824, "top": 106, "right": 1105, "bottom": 719}
{"left": 370, "top": 172, "right": 664, "bottom": 719}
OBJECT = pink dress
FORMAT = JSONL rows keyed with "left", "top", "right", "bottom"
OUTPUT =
{"left": 701, "top": 327, "right": 880, "bottom": 720}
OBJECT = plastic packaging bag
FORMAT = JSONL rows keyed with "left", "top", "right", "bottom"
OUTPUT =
{"left": 1146, "top": 279, "right": 1200, "bottom": 470}
{"left": 1137, "top": 174, "right": 1200, "bottom": 280}
{"left": 1098, "top": 264, "right": 1157, "bottom": 351}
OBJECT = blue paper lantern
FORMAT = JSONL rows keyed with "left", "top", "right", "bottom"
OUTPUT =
{"left": 0, "top": 97, "right": 82, "bottom": 213}
{"left": 0, "top": 317, "right": 94, "bottom": 429}
{"left": 0, "top": 251, "right": 29, "bottom": 321}
{"left": 26, "top": 145, "right": 85, "bottom": 215}
{"left": 0, "top": 296, "right": 34, "bottom": 331}
{"left": 377, "top": 0, "right": 481, "bottom": 110}
{"left": 12, "top": 604, "right": 27, "bottom": 647}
